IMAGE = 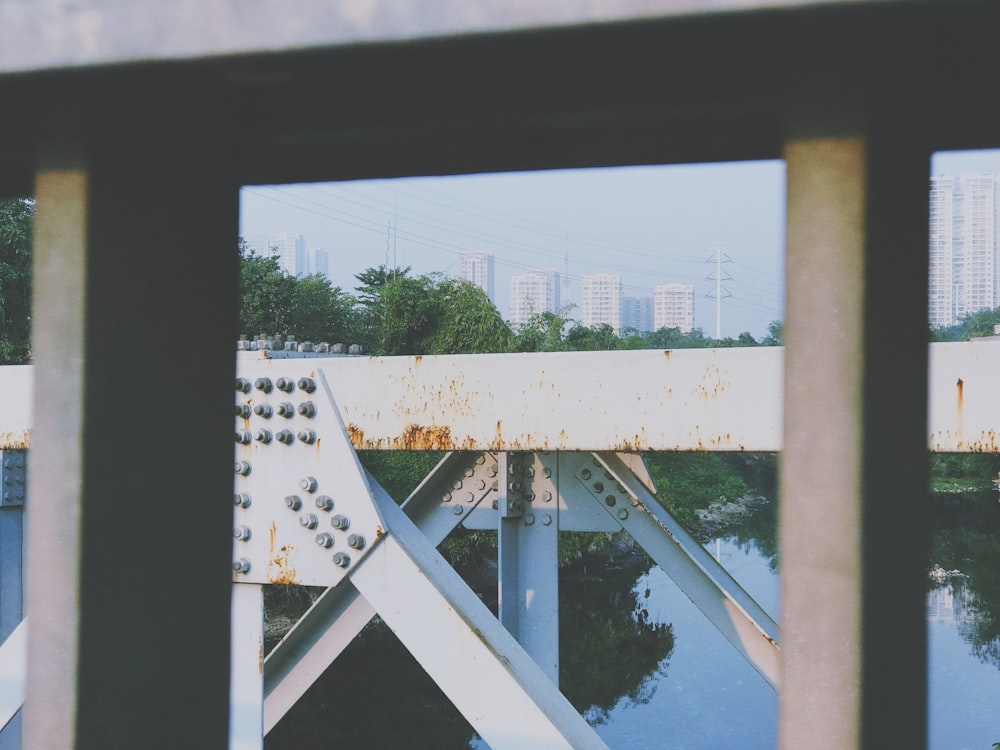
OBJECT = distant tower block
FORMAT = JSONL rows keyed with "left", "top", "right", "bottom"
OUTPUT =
{"left": 459, "top": 251, "right": 495, "bottom": 302}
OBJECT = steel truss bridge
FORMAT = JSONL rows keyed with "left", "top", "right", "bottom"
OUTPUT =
{"left": 1, "top": 340, "right": 996, "bottom": 748}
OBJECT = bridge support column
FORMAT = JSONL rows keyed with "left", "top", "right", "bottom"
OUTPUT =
{"left": 781, "top": 82, "right": 930, "bottom": 749}
{"left": 27, "top": 109, "right": 239, "bottom": 749}
{"left": 498, "top": 452, "right": 560, "bottom": 684}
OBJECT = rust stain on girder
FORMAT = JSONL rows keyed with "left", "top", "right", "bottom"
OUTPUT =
{"left": 0, "top": 430, "right": 30, "bottom": 449}
{"left": 267, "top": 522, "right": 299, "bottom": 585}
{"left": 346, "top": 421, "right": 456, "bottom": 450}
{"left": 929, "top": 429, "right": 1000, "bottom": 453}
{"left": 695, "top": 364, "right": 729, "bottom": 400}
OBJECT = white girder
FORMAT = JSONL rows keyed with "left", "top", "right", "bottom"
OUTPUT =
{"left": 2, "top": 342, "right": 998, "bottom": 452}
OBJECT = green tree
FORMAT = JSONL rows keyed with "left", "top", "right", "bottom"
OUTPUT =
{"left": 642, "top": 326, "right": 710, "bottom": 349}
{"left": 238, "top": 241, "right": 296, "bottom": 338}
{"left": 424, "top": 279, "right": 511, "bottom": 354}
{"left": 932, "top": 306, "right": 1000, "bottom": 342}
{"left": 355, "top": 269, "right": 511, "bottom": 356}
{"left": 0, "top": 198, "right": 33, "bottom": 364}
{"left": 510, "top": 307, "right": 575, "bottom": 352}
{"left": 564, "top": 323, "right": 621, "bottom": 351}
{"left": 289, "top": 273, "right": 355, "bottom": 344}
{"left": 760, "top": 319, "right": 784, "bottom": 346}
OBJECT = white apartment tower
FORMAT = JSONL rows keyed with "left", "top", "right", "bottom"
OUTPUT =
{"left": 581, "top": 274, "right": 622, "bottom": 333}
{"left": 509, "top": 269, "right": 560, "bottom": 329}
{"left": 459, "top": 251, "right": 495, "bottom": 302}
{"left": 929, "top": 173, "right": 1000, "bottom": 328}
{"left": 243, "top": 232, "right": 306, "bottom": 277}
{"left": 654, "top": 283, "right": 695, "bottom": 333}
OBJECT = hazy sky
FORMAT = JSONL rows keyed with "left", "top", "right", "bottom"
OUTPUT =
{"left": 239, "top": 149, "right": 1000, "bottom": 340}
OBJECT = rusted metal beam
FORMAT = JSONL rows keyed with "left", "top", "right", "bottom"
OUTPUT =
{"left": 4, "top": 342, "right": 1000, "bottom": 453}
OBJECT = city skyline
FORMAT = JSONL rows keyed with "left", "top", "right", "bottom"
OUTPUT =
{"left": 239, "top": 150, "right": 1000, "bottom": 340}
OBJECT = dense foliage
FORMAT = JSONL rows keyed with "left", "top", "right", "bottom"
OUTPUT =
{"left": 931, "top": 305, "right": 1000, "bottom": 342}
{"left": 0, "top": 198, "right": 33, "bottom": 364}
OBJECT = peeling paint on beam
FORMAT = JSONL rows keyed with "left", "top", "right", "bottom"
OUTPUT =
{"left": 325, "top": 348, "right": 785, "bottom": 452}
{"left": 3, "top": 342, "right": 999, "bottom": 452}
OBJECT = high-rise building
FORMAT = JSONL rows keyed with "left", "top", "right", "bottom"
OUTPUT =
{"left": 269, "top": 232, "right": 306, "bottom": 277}
{"left": 929, "top": 173, "right": 1000, "bottom": 328}
{"left": 242, "top": 232, "right": 306, "bottom": 277}
{"left": 621, "top": 295, "right": 654, "bottom": 333}
{"left": 654, "top": 283, "right": 695, "bottom": 333}
{"left": 459, "top": 251, "right": 495, "bottom": 302}
{"left": 307, "top": 246, "right": 329, "bottom": 278}
{"left": 509, "top": 269, "right": 560, "bottom": 329}
{"left": 581, "top": 274, "right": 622, "bottom": 333}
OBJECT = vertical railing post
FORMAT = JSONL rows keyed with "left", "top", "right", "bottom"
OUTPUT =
{"left": 781, "top": 83, "right": 930, "bottom": 748}
{"left": 27, "top": 101, "right": 239, "bottom": 749}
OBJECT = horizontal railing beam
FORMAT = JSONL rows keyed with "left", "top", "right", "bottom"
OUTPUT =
{"left": 2, "top": 342, "right": 998, "bottom": 452}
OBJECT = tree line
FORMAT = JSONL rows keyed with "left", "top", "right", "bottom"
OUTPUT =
{"left": 239, "top": 241, "right": 786, "bottom": 357}
{"left": 6, "top": 198, "right": 1000, "bottom": 364}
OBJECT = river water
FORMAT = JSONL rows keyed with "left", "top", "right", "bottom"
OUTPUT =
{"left": 267, "top": 488, "right": 1000, "bottom": 750}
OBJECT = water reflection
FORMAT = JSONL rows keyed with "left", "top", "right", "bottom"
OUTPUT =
{"left": 267, "top": 480, "right": 1000, "bottom": 749}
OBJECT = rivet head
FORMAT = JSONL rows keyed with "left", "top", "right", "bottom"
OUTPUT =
{"left": 330, "top": 514, "right": 350, "bottom": 530}
{"left": 299, "top": 476, "right": 318, "bottom": 493}
{"left": 332, "top": 552, "right": 351, "bottom": 568}
{"left": 234, "top": 460, "right": 252, "bottom": 476}
{"left": 314, "top": 495, "right": 333, "bottom": 511}
{"left": 254, "top": 377, "right": 273, "bottom": 393}
{"left": 297, "top": 377, "right": 317, "bottom": 393}
{"left": 285, "top": 495, "right": 302, "bottom": 511}
{"left": 297, "top": 401, "right": 316, "bottom": 418}
{"left": 315, "top": 532, "right": 334, "bottom": 548}
{"left": 232, "top": 558, "right": 251, "bottom": 574}
{"left": 299, "top": 514, "right": 318, "bottom": 529}
{"left": 347, "top": 534, "right": 366, "bottom": 550}
{"left": 233, "top": 525, "right": 252, "bottom": 541}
